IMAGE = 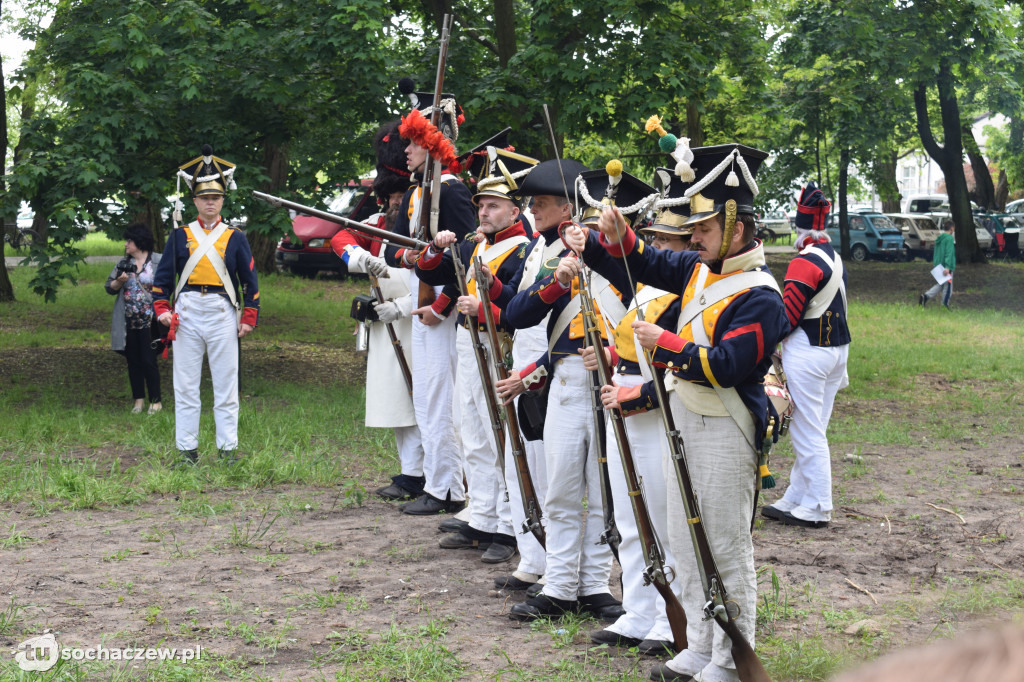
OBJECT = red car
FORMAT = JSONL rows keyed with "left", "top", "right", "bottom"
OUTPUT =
{"left": 275, "top": 179, "right": 378, "bottom": 277}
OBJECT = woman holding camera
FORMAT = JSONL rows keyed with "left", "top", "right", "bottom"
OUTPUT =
{"left": 105, "top": 223, "right": 163, "bottom": 414}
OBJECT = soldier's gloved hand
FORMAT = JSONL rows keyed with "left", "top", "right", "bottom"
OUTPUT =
{"left": 364, "top": 255, "right": 390, "bottom": 279}
{"left": 374, "top": 300, "right": 403, "bottom": 324}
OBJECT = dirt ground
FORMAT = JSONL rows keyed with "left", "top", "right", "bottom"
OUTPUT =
{"left": 2, "top": 257, "right": 1024, "bottom": 680}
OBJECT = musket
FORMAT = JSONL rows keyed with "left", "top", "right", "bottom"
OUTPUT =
{"left": 449, "top": 242, "right": 507, "bottom": 476}
{"left": 253, "top": 191, "right": 428, "bottom": 251}
{"left": 618, "top": 228, "right": 771, "bottom": 682}
{"left": 474, "top": 254, "right": 546, "bottom": 548}
{"left": 409, "top": 14, "right": 453, "bottom": 308}
{"left": 368, "top": 273, "right": 414, "bottom": 397}
{"left": 573, "top": 252, "right": 687, "bottom": 652}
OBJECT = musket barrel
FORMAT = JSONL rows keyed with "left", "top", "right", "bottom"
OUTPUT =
{"left": 252, "top": 190, "right": 428, "bottom": 250}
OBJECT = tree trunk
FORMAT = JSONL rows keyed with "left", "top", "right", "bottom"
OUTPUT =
{"left": 0, "top": 16, "right": 15, "bottom": 304}
{"left": 877, "top": 148, "right": 901, "bottom": 213}
{"left": 686, "top": 101, "right": 703, "bottom": 148}
{"left": 994, "top": 169, "right": 1008, "bottom": 211}
{"left": 493, "top": 0, "right": 516, "bottom": 68}
{"left": 838, "top": 147, "right": 850, "bottom": 260}
{"left": 250, "top": 140, "right": 290, "bottom": 273}
{"left": 913, "top": 62, "right": 980, "bottom": 262}
{"left": 962, "top": 124, "right": 995, "bottom": 210}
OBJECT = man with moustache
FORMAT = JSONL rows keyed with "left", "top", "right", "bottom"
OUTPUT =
{"left": 416, "top": 147, "right": 537, "bottom": 563}
{"left": 587, "top": 144, "right": 787, "bottom": 682}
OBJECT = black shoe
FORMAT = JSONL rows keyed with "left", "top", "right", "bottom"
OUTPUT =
{"left": 779, "top": 511, "right": 829, "bottom": 529}
{"left": 438, "top": 531, "right": 491, "bottom": 550}
{"left": 760, "top": 504, "right": 786, "bottom": 521}
{"left": 494, "top": 574, "right": 540, "bottom": 590}
{"left": 919, "top": 293, "right": 926, "bottom": 306}
{"left": 590, "top": 628, "right": 642, "bottom": 648}
{"left": 649, "top": 663, "right": 695, "bottom": 682}
{"left": 526, "top": 582, "right": 544, "bottom": 597}
{"left": 376, "top": 474, "right": 424, "bottom": 501}
{"left": 578, "top": 593, "right": 625, "bottom": 622}
{"left": 637, "top": 638, "right": 676, "bottom": 657}
{"left": 400, "top": 493, "right": 466, "bottom": 516}
{"left": 481, "top": 542, "right": 517, "bottom": 564}
{"left": 438, "top": 518, "right": 470, "bottom": 534}
{"left": 509, "top": 594, "right": 577, "bottom": 622}
{"left": 217, "top": 449, "right": 240, "bottom": 465}
{"left": 175, "top": 449, "right": 198, "bottom": 468}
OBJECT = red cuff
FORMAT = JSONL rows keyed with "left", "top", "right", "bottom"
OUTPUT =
{"left": 519, "top": 362, "right": 545, "bottom": 391}
{"left": 431, "top": 292, "right": 452, "bottom": 316}
{"left": 154, "top": 299, "right": 171, "bottom": 317}
{"left": 598, "top": 227, "right": 637, "bottom": 258}
{"left": 488, "top": 274, "right": 504, "bottom": 300}
{"left": 617, "top": 384, "right": 642, "bottom": 406}
{"left": 655, "top": 330, "right": 686, "bottom": 354}
{"left": 417, "top": 247, "right": 443, "bottom": 270}
{"left": 538, "top": 278, "right": 569, "bottom": 304}
{"left": 241, "top": 307, "right": 259, "bottom": 327}
{"left": 608, "top": 346, "right": 620, "bottom": 366}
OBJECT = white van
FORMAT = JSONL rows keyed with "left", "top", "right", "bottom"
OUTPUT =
{"left": 903, "top": 193, "right": 947, "bottom": 213}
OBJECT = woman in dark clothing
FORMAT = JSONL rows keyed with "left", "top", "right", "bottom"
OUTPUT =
{"left": 105, "top": 223, "right": 163, "bottom": 414}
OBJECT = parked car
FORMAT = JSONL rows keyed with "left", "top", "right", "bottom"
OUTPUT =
{"left": 887, "top": 213, "right": 940, "bottom": 260}
{"left": 1005, "top": 198, "right": 1024, "bottom": 214}
{"left": 925, "top": 212, "right": 993, "bottom": 252}
{"left": 275, "top": 179, "right": 377, "bottom": 277}
{"left": 904, "top": 193, "right": 948, "bottom": 214}
{"left": 755, "top": 209, "right": 793, "bottom": 243}
{"left": 826, "top": 209, "right": 906, "bottom": 261}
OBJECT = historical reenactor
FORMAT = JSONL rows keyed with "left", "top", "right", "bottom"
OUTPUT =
{"left": 416, "top": 146, "right": 537, "bottom": 563}
{"left": 762, "top": 182, "right": 850, "bottom": 529}
{"left": 330, "top": 120, "right": 426, "bottom": 502}
{"left": 587, "top": 144, "right": 788, "bottom": 682}
{"left": 499, "top": 163, "right": 656, "bottom": 623}
{"left": 578, "top": 165, "right": 693, "bottom": 655}
{"left": 383, "top": 82, "right": 477, "bottom": 515}
{"left": 153, "top": 146, "right": 259, "bottom": 466}
{"left": 485, "top": 158, "right": 588, "bottom": 592}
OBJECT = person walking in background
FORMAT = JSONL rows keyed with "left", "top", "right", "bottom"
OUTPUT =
{"left": 105, "top": 223, "right": 163, "bottom": 415}
{"left": 920, "top": 220, "right": 955, "bottom": 308}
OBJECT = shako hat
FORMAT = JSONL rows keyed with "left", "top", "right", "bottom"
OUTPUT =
{"left": 641, "top": 167, "right": 693, "bottom": 238}
{"left": 177, "top": 145, "right": 236, "bottom": 197}
{"left": 372, "top": 119, "right": 412, "bottom": 201}
{"left": 473, "top": 147, "right": 539, "bottom": 205}
{"left": 396, "top": 77, "right": 465, "bottom": 174}
{"left": 682, "top": 143, "right": 769, "bottom": 259}
{"left": 456, "top": 127, "right": 512, "bottom": 183}
{"left": 794, "top": 181, "right": 830, "bottom": 232}
{"left": 577, "top": 160, "right": 657, "bottom": 225}
{"left": 512, "top": 158, "right": 589, "bottom": 202}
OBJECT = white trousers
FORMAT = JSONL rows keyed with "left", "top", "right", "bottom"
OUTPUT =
{"left": 455, "top": 327, "right": 512, "bottom": 535}
{"left": 606, "top": 373, "right": 681, "bottom": 641}
{"left": 506, "top": 323, "right": 550, "bottom": 576}
{"left": 664, "top": 399, "right": 756, "bottom": 679}
{"left": 394, "top": 425, "right": 425, "bottom": 478}
{"left": 172, "top": 291, "right": 239, "bottom": 451}
{"left": 411, "top": 306, "right": 464, "bottom": 502}
{"left": 778, "top": 329, "right": 849, "bottom": 520}
{"left": 542, "top": 355, "right": 613, "bottom": 601}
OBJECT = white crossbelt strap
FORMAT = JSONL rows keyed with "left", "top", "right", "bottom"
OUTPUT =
{"left": 685, "top": 269, "right": 781, "bottom": 452}
{"left": 518, "top": 238, "right": 566, "bottom": 293}
{"left": 409, "top": 173, "right": 459, "bottom": 239}
{"left": 592, "top": 274, "right": 626, "bottom": 333}
{"left": 547, "top": 292, "right": 582, "bottom": 357}
{"left": 173, "top": 221, "right": 238, "bottom": 311}
{"left": 676, "top": 266, "right": 780, "bottom": 334}
{"left": 801, "top": 245, "right": 846, "bottom": 319}
{"left": 468, "top": 235, "right": 530, "bottom": 285}
{"left": 630, "top": 286, "right": 671, "bottom": 382}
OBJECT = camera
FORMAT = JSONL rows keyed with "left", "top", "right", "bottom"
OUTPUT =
{"left": 116, "top": 256, "right": 137, "bottom": 277}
